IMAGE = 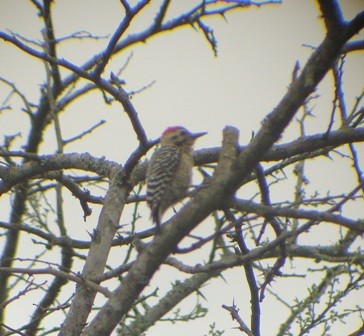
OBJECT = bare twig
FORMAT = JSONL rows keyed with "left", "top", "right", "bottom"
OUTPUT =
{"left": 0, "top": 267, "right": 111, "bottom": 298}
{"left": 231, "top": 198, "right": 364, "bottom": 232}
{"left": 224, "top": 209, "right": 261, "bottom": 335}
{"left": 222, "top": 302, "right": 254, "bottom": 336}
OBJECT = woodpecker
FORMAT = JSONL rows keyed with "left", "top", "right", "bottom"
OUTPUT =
{"left": 146, "top": 126, "right": 207, "bottom": 228}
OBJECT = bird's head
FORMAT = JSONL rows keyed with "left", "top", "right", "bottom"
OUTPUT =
{"left": 160, "top": 126, "right": 207, "bottom": 148}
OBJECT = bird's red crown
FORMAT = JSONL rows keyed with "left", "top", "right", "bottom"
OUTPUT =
{"left": 162, "top": 126, "right": 185, "bottom": 136}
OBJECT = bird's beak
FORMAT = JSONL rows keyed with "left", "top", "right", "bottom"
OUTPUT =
{"left": 191, "top": 131, "right": 207, "bottom": 139}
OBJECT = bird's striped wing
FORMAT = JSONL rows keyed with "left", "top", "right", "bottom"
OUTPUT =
{"left": 146, "top": 146, "right": 180, "bottom": 224}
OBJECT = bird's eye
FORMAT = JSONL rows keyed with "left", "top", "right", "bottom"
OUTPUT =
{"left": 179, "top": 130, "right": 187, "bottom": 136}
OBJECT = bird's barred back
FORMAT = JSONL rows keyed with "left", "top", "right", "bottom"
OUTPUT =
{"left": 146, "top": 146, "right": 181, "bottom": 207}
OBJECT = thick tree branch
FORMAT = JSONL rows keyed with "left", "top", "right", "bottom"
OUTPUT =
{"left": 2, "top": 126, "right": 362, "bottom": 194}
{"left": 317, "top": 0, "right": 344, "bottom": 33}
{"left": 342, "top": 40, "right": 364, "bottom": 53}
{"left": 0, "top": 152, "right": 119, "bottom": 195}
{"left": 122, "top": 270, "right": 220, "bottom": 335}
{"left": 192, "top": 126, "right": 364, "bottom": 165}
{"left": 59, "top": 168, "right": 130, "bottom": 335}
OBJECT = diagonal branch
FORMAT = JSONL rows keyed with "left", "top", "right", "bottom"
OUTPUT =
{"left": 317, "top": 0, "right": 344, "bottom": 33}
{"left": 123, "top": 270, "right": 220, "bottom": 335}
{"left": 59, "top": 168, "right": 131, "bottom": 335}
{"left": 92, "top": 1, "right": 150, "bottom": 79}
{"left": 153, "top": 0, "right": 171, "bottom": 29}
